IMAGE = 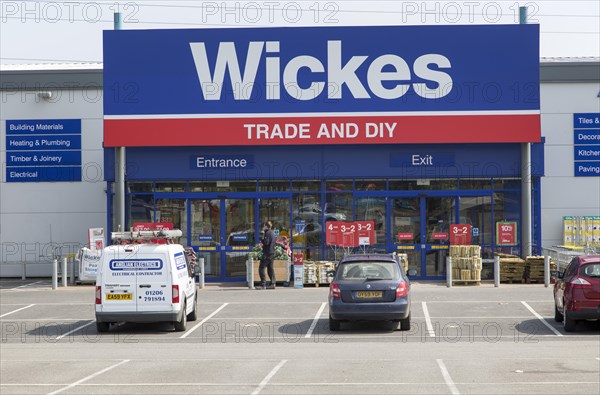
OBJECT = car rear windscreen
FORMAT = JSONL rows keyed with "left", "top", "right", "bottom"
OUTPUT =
{"left": 339, "top": 261, "right": 399, "bottom": 280}
{"left": 580, "top": 263, "right": 600, "bottom": 278}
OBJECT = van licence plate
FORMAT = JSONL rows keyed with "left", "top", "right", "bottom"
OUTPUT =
{"left": 106, "top": 294, "right": 132, "bottom": 300}
{"left": 356, "top": 291, "right": 383, "bottom": 299}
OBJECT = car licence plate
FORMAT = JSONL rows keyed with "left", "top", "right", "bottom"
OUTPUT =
{"left": 106, "top": 294, "right": 132, "bottom": 300}
{"left": 356, "top": 291, "right": 383, "bottom": 299}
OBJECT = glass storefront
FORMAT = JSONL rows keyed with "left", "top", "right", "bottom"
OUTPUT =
{"left": 122, "top": 178, "right": 533, "bottom": 281}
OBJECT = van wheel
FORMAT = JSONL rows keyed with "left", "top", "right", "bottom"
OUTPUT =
{"left": 187, "top": 297, "right": 198, "bottom": 321}
{"left": 174, "top": 303, "right": 187, "bottom": 332}
{"left": 96, "top": 321, "right": 109, "bottom": 333}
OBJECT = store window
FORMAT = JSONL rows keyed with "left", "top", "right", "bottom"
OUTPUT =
{"left": 391, "top": 197, "right": 420, "bottom": 244}
{"left": 493, "top": 179, "right": 520, "bottom": 190}
{"left": 127, "top": 182, "right": 153, "bottom": 193}
{"left": 156, "top": 182, "right": 186, "bottom": 192}
{"left": 459, "top": 195, "right": 493, "bottom": 246}
{"left": 292, "top": 193, "right": 322, "bottom": 252}
{"left": 493, "top": 189, "right": 521, "bottom": 257}
{"left": 259, "top": 198, "right": 290, "bottom": 238}
{"left": 127, "top": 194, "right": 154, "bottom": 227}
{"left": 389, "top": 179, "right": 458, "bottom": 190}
{"left": 460, "top": 179, "right": 492, "bottom": 190}
{"left": 325, "top": 193, "right": 352, "bottom": 222}
{"left": 292, "top": 180, "right": 320, "bottom": 191}
{"left": 189, "top": 181, "right": 257, "bottom": 192}
{"left": 355, "top": 197, "right": 386, "bottom": 245}
{"left": 259, "top": 181, "right": 291, "bottom": 192}
{"left": 356, "top": 180, "right": 385, "bottom": 191}
{"left": 326, "top": 180, "right": 353, "bottom": 191}
{"left": 155, "top": 198, "right": 187, "bottom": 245}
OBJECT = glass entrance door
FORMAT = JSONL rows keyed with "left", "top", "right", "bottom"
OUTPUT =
{"left": 190, "top": 199, "right": 221, "bottom": 278}
{"left": 190, "top": 198, "right": 255, "bottom": 281}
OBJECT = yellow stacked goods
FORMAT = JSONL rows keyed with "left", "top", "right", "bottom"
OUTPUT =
{"left": 450, "top": 245, "right": 482, "bottom": 282}
{"left": 498, "top": 253, "right": 526, "bottom": 282}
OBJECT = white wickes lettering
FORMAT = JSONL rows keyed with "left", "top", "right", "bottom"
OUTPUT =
{"left": 189, "top": 41, "right": 264, "bottom": 100}
{"left": 189, "top": 39, "right": 453, "bottom": 102}
{"left": 327, "top": 40, "right": 370, "bottom": 99}
{"left": 413, "top": 54, "right": 453, "bottom": 98}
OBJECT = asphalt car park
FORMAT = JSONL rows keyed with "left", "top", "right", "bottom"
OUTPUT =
{"left": 0, "top": 279, "right": 599, "bottom": 395}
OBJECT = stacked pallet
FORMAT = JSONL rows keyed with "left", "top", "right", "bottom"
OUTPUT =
{"left": 524, "top": 256, "right": 556, "bottom": 283}
{"left": 304, "top": 263, "right": 318, "bottom": 285}
{"left": 318, "top": 262, "right": 336, "bottom": 284}
{"left": 498, "top": 254, "right": 526, "bottom": 283}
{"left": 303, "top": 261, "right": 336, "bottom": 286}
{"left": 450, "top": 245, "right": 482, "bottom": 283}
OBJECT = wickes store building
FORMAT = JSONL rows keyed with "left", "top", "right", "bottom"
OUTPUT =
{"left": 103, "top": 24, "right": 543, "bottom": 281}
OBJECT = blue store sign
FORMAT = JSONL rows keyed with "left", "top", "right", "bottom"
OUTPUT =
{"left": 573, "top": 113, "right": 600, "bottom": 177}
{"left": 103, "top": 24, "right": 541, "bottom": 147}
{"left": 5, "top": 119, "right": 82, "bottom": 183}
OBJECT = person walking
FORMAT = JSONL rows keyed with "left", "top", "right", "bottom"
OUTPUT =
{"left": 259, "top": 221, "right": 276, "bottom": 289}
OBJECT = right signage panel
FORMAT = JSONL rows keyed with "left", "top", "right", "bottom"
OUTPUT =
{"left": 573, "top": 113, "right": 600, "bottom": 177}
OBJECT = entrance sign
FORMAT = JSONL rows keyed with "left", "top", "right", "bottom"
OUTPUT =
{"left": 104, "top": 25, "right": 540, "bottom": 147}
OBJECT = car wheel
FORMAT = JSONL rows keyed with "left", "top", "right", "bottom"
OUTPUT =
{"left": 329, "top": 315, "right": 341, "bottom": 331}
{"left": 187, "top": 296, "right": 198, "bottom": 322}
{"left": 563, "top": 308, "right": 576, "bottom": 332}
{"left": 399, "top": 313, "right": 411, "bottom": 331}
{"left": 174, "top": 303, "right": 187, "bottom": 332}
{"left": 96, "top": 321, "right": 109, "bottom": 333}
{"left": 554, "top": 304, "right": 563, "bottom": 323}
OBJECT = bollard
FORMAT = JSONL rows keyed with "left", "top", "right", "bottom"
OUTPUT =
{"left": 70, "top": 256, "right": 75, "bottom": 285}
{"left": 446, "top": 256, "right": 452, "bottom": 288}
{"left": 52, "top": 259, "right": 58, "bottom": 290}
{"left": 544, "top": 255, "right": 550, "bottom": 288}
{"left": 22, "top": 262, "right": 26, "bottom": 280}
{"left": 62, "top": 258, "right": 68, "bottom": 287}
{"left": 494, "top": 255, "right": 500, "bottom": 287}
{"left": 246, "top": 257, "right": 254, "bottom": 289}
{"left": 198, "top": 257, "right": 205, "bottom": 289}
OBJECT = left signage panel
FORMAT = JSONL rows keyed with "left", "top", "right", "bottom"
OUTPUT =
{"left": 5, "top": 119, "right": 82, "bottom": 182}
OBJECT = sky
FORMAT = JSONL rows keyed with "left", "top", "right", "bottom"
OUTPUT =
{"left": 0, "top": 0, "right": 599, "bottom": 64}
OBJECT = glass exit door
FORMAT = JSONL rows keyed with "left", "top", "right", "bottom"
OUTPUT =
{"left": 190, "top": 198, "right": 255, "bottom": 281}
{"left": 392, "top": 195, "right": 456, "bottom": 279}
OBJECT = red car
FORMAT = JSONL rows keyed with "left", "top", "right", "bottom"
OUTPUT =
{"left": 554, "top": 255, "right": 600, "bottom": 332}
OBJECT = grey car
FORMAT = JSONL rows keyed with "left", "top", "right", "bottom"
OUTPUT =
{"left": 328, "top": 253, "right": 415, "bottom": 331}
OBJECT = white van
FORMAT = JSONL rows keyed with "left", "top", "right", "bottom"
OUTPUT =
{"left": 95, "top": 240, "right": 197, "bottom": 332}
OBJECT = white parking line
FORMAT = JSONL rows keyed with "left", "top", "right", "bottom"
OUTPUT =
{"left": 251, "top": 359, "right": 287, "bottom": 395}
{"left": 422, "top": 302, "right": 436, "bottom": 337}
{"left": 436, "top": 359, "right": 460, "bottom": 395}
{"left": 520, "top": 301, "right": 563, "bottom": 337}
{"left": 12, "top": 281, "right": 44, "bottom": 290}
{"left": 56, "top": 321, "right": 95, "bottom": 340}
{"left": 180, "top": 303, "right": 228, "bottom": 339}
{"left": 0, "top": 304, "right": 35, "bottom": 318}
{"left": 305, "top": 302, "right": 326, "bottom": 338}
{"left": 46, "top": 359, "right": 130, "bottom": 395}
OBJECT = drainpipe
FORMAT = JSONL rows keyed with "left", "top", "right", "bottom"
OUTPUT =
{"left": 113, "top": 12, "right": 126, "bottom": 232}
{"left": 520, "top": 6, "right": 533, "bottom": 258}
